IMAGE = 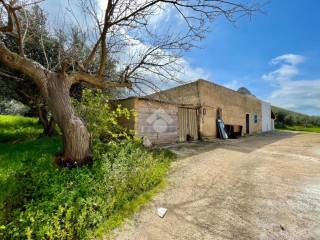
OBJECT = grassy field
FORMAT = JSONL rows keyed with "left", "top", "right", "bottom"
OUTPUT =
{"left": 277, "top": 125, "right": 320, "bottom": 133}
{"left": 0, "top": 115, "right": 43, "bottom": 142}
{"left": 0, "top": 115, "right": 174, "bottom": 239}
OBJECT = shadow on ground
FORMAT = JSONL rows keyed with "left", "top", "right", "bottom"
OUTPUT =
{"left": 165, "top": 131, "right": 299, "bottom": 158}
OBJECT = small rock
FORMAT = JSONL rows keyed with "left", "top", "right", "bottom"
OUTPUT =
{"left": 143, "top": 136, "right": 153, "bottom": 147}
{"left": 157, "top": 207, "right": 167, "bottom": 218}
{"left": 280, "top": 225, "right": 285, "bottom": 231}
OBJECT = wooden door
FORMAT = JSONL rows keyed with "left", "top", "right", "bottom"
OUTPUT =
{"left": 178, "top": 108, "right": 198, "bottom": 142}
{"left": 246, "top": 114, "right": 250, "bottom": 134}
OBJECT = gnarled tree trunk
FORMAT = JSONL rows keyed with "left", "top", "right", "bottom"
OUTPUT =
{"left": 46, "top": 73, "right": 91, "bottom": 167}
{"left": 0, "top": 42, "right": 94, "bottom": 167}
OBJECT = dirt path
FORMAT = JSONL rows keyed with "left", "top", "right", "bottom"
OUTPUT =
{"left": 114, "top": 132, "right": 320, "bottom": 240}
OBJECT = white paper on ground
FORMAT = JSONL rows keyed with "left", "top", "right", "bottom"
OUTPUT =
{"left": 157, "top": 207, "right": 167, "bottom": 218}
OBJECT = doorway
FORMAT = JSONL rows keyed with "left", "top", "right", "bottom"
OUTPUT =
{"left": 178, "top": 107, "right": 198, "bottom": 142}
{"left": 246, "top": 114, "right": 250, "bottom": 134}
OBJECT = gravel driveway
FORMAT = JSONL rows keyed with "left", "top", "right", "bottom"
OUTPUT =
{"left": 114, "top": 132, "right": 320, "bottom": 240}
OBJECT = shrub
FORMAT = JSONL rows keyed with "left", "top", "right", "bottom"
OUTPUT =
{"left": 0, "top": 117, "right": 174, "bottom": 239}
{"left": 73, "top": 89, "right": 134, "bottom": 143}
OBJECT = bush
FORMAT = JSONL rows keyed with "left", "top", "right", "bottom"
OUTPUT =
{"left": 74, "top": 89, "right": 134, "bottom": 143}
{"left": 0, "top": 116, "right": 174, "bottom": 239}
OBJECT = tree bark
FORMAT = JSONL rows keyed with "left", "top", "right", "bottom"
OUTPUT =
{"left": 38, "top": 113, "right": 56, "bottom": 137}
{"left": 46, "top": 73, "right": 92, "bottom": 167}
{"left": 44, "top": 118, "right": 56, "bottom": 137}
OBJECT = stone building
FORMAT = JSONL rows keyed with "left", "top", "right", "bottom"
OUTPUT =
{"left": 116, "top": 79, "right": 274, "bottom": 145}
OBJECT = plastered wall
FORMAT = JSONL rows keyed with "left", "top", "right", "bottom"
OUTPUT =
{"left": 198, "top": 80, "right": 262, "bottom": 137}
{"left": 261, "top": 101, "right": 272, "bottom": 132}
{"left": 150, "top": 80, "right": 263, "bottom": 138}
{"left": 136, "top": 99, "right": 179, "bottom": 144}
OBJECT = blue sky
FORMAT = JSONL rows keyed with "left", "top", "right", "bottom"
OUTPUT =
{"left": 42, "top": 0, "right": 320, "bottom": 116}
{"left": 182, "top": 0, "right": 320, "bottom": 115}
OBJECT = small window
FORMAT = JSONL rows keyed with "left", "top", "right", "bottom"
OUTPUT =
{"left": 254, "top": 113, "right": 258, "bottom": 123}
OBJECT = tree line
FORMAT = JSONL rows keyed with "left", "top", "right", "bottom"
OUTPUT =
{"left": 272, "top": 106, "right": 320, "bottom": 128}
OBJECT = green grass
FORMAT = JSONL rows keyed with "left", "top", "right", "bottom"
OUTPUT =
{"left": 276, "top": 125, "right": 320, "bottom": 133}
{"left": 0, "top": 115, "right": 174, "bottom": 239}
{"left": 0, "top": 115, "right": 43, "bottom": 142}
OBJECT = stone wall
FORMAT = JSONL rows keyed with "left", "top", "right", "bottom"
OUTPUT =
{"left": 135, "top": 99, "right": 179, "bottom": 144}
{"left": 198, "top": 80, "right": 262, "bottom": 137}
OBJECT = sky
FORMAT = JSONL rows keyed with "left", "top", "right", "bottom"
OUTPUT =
{"left": 42, "top": 0, "right": 320, "bottom": 116}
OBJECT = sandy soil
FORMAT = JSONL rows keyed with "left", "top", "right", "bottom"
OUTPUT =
{"left": 114, "top": 132, "right": 320, "bottom": 240}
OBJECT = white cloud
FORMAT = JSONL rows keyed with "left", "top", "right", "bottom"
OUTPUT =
{"left": 262, "top": 54, "right": 305, "bottom": 81}
{"left": 177, "top": 58, "right": 211, "bottom": 82}
{"left": 270, "top": 54, "right": 305, "bottom": 65}
{"left": 148, "top": 4, "right": 174, "bottom": 27}
{"left": 270, "top": 79, "right": 320, "bottom": 115}
{"left": 262, "top": 64, "right": 298, "bottom": 81}
{"left": 263, "top": 54, "right": 320, "bottom": 115}
{"left": 152, "top": 62, "right": 210, "bottom": 93}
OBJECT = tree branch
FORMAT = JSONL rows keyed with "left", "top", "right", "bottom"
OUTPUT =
{"left": 0, "top": 69, "right": 24, "bottom": 81}
{"left": 0, "top": 41, "right": 49, "bottom": 94}
{"left": 69, "top": 72, "right": 132, "bottom": 89}
{"left": 0, "top": 0, "right": 13, "bottom": 32}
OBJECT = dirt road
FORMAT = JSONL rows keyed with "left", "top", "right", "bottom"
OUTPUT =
{"left": 114, "top": 132, "right": 320, "bottom": 240}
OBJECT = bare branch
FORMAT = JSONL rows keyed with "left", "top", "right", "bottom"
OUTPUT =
{"left": 40, "top": 32, "right": 49, "bottom": 68}
{"left": 0, "top": 0, "right": 13, "bottom": 32}
{"left": 69, "top": 71, "right": 132, "bottom": 89}
{"left": 83, "top": 35, "right": 101, "bottom": 68}
{"left": 10, "top": 5, "right": 25, "bottom": 56}
{"left": 0, "top": 41, "right": 49, "bottom": 93}
{"left": 0, "top": 69, "right": 24, "bottom": 81}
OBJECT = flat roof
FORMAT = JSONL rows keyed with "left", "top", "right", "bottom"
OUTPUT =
{"left": 114, "top": 96, "right": 199, "bottom": 108}
{"left": 114, "top": 78, "right": 267, "bottom": 107}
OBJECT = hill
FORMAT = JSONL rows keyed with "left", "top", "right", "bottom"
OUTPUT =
{"left": 272, "top": 106, "right": 320, "bottom": 128}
